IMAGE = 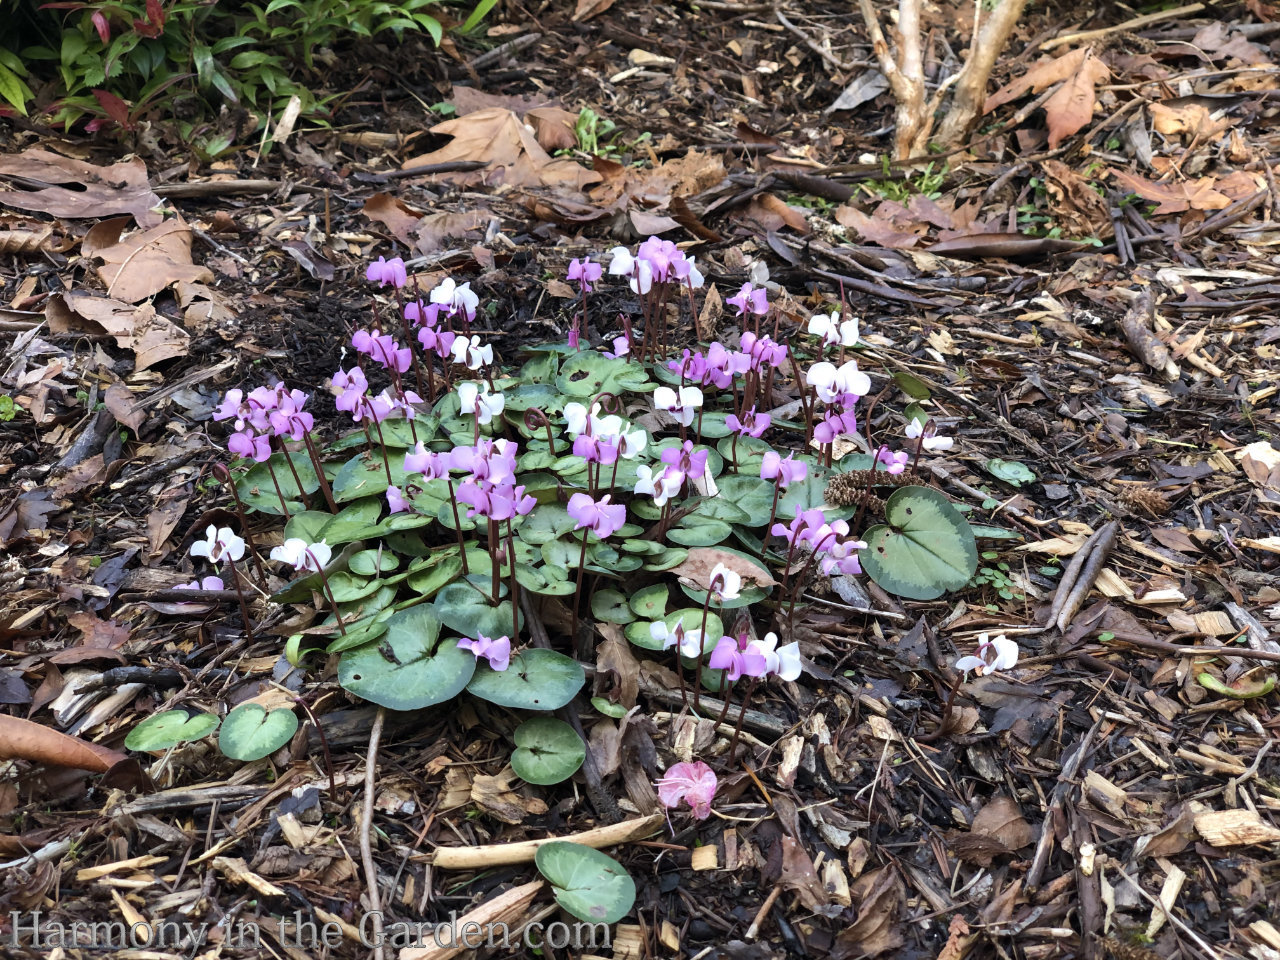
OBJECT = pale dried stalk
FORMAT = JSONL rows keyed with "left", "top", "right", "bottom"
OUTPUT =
{"left": 858, "top": 0, "right": 927, "bottom": 159}
{"left": 932, "top": 0, "right": 1028, "bottom": 148}
{"left": 857, "top": 0, "right": 1028, "bottom": 157}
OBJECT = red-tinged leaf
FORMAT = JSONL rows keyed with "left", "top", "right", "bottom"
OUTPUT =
{"left": 91, "top": 88, "right": 133, "bottom": 129}
{"left": 146, "top": 0, "right": 166, "bottom": 32}
{"left": 91, "top": 10, "right": 111, "bottom": 43}
{"left": 984, "top": 47, "right": 1089, "bottom": 113}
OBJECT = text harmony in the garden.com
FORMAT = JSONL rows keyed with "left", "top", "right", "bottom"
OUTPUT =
{"left": 7, "top": 910, "right": 612, "bottom": 952}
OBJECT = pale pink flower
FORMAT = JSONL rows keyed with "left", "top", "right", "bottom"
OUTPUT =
{"left": 656, "top": 761, "right": 718, "bottom": 820}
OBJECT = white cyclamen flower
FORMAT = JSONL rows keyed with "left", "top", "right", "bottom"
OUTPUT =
{"left": 270, "top": 538, "right": 332, "bottom": 572}
{"left": 905, "top": 419, "right": 954, "bottom": 452}
{"left": 956, "top": 633, "right": 1019, "bottom": 676}
{"left": 457, "top": 382, "right": 505, "bottom": 425}
{"left": 450, "top": 334, "right": 492, "bottom": 370}
{"left": 749, "top": 632, "right": 803, "bottom": 682}
{"left": 709, "top": 563, "right": 742, "bottom": 602}
{"left": 653, "top": 385, "right": 703, "bottom": 427}
{"left": 189, "top": 525, "right": 245, "bottom": 564}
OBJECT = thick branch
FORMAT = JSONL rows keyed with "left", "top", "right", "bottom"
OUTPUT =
{"left": 857, "top": 0, "right": 927, "bottom": 159}
{"left": 933, "top": 0, "right": 1028, "bottom": 148}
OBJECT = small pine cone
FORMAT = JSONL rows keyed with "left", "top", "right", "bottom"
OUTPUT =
{"left": 1102, "top": 938, "right": 1162, "bottom": 960}
{"left": 825, "top": 469, "right": 912, "bottom": 507}
{"left": 1119, "top": 485, "right": 1168, "bottom": 518}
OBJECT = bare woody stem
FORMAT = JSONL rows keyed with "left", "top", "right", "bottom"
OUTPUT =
{"left": 726, "top": 677, "right": 759, "bottom": 759}
{"left": 225, "top": 558, "right": 256, "bottom": 643}
{"left": 306, "top": 547, "right": 346, "bottom": 636}
{"left": 301, "top": 432, "right": 337, "bottom": 513}
{"left": 275, "top": 438, "right": 313, "bottom": 511}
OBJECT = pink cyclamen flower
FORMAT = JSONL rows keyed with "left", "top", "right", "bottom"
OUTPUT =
{"left": 726, "top": 407, "right": 771, "bottom": 439}
{"left": 760, "top": 451, "right": 807, "bottom": 488}
{"left": 366, "top": 256, "right": 407, "bottom": 288}
{"left": 404, "top": 442, "right": 449, "bottom": 479}
{"left": 386, "top": 485, "right": 409, "bottom": 514}
{"left": 458, "top": 633, "right": 511, "bottom": 671}
{"left": 875, "top": 447, "right": 910, "bottom": 475}
{"left": 567, "top": 492, "right": 626, "bottom": 539}
{"left": 567, "top": 257, "right": 603, "bottom": 293}
{"left": 727, "top": 282, "right": 768, "bottom": 316}
{"left": 708, "top": 632, "right": 771, "bottom": 681}
{"left": 956, "top": 633, "right": 1019, "bottom": 676}
{"left": 655, "top": 761, "right": 718, "bottom": 820}
{"left": 228, "top": 428, "right": 272, "bottom": 462}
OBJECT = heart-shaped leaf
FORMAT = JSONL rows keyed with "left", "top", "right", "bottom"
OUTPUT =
{"left": 236, "top": 451, "right": 324, "bottom": 515}
{"left": 510, "top": 717, "right": 585, "bottom": 785}
{"left": 985, "top": 458, "right": 1036, "bottom": 488}
{"left": 591, "top": 588, "right": 635, "bottom": 624}
{"left": 433, "top": 582, "right": 521, "bottom": 640}
{"left": 628, "top": 583, "right": 668, "bottom": 620}
{"left": 861, "top": 486, "right": 978, "bottom": 600}
{"left": 126, "top": 710, "right": 219, "bottom": 752}
{"left": 466, "top": 649, "right": 584, "bottom": 710}
{"left": 218, "top": 703, "right": 299, "bottom": 761}
{"left": 535, "top": 842, "right": 636, "bottom": 925}
{"left": 338, "top": 605, "right": 476, "bottom": 710}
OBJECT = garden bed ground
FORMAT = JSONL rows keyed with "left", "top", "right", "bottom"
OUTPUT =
{"left": 2, "top": 2, "right": 1280, "bottom": 959}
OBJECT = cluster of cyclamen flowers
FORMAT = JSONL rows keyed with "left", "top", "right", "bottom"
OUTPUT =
{"left": 213, "top": 384, "right": 314, "bottom": 463}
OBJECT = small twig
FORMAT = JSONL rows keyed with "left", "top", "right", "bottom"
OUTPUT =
{"left": 1026, "top": 718, "right": 1102, "bottom": 891}
{"left": 1102, "top": 635, "right": 1280, "bottom": 667}
{"left": 361, "top": 707, "right": 387, "bottom": 960}
{"left": 1050, "top": 520, "right": 1119, "bottom": 633}
{"left": 774, "top": 7, "right": 856, "bottom": 73}
{"left": 1040, "top": 3, "right": 1205, "bottom": 51}
{"left": 745, "top": 885, "right": 782, "bottom": 940}
{"left": 1111, "top": 864, "right": 1223, "bottom": 960}
{"left": 432, "top": 814, "right": 664, "bottom": 869}
{"left": 467, "top": 32, "right": 541, "bottom": 71}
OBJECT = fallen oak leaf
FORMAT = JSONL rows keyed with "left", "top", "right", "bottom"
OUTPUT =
{"left": 82, "top": 216, "right": 213, "bottom": 303}
{"left": 1043, "top": 51, "right": 1110, "bottom": 148}
{"left": 0, "top": 715, "right": 127, "bottom": 772}
{"left": 0, "top": 149, "right": 162, "bottom": 227}
{"left": 47, "top": 293, "right": 189, "bottom": 371}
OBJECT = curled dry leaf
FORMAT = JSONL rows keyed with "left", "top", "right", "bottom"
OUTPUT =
{"left": 971, "top": 795, "right": 1035, "bottom": 850}
{"left": 670, "top": 547, "right": 778, "bottom": 592}
{"left": 81, "top": 217, "right": 214, "bottom": 303}
{"left": 47, "top": 293, "right": 189, "bottom": 371}
{"left": 0, "top": 149, "right": 162, "bottom": 227}
{"left": 0, "top": 715, "right": 127, "bottom": 772}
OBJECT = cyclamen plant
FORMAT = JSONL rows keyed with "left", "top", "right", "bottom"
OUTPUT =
{"left": 180, "top": 241, "right": 982, "bottom": 870}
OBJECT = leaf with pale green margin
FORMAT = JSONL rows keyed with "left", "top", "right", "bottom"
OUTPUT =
{"left": 629, "top": 583, "right": 668, "bottom": 620}
{"left": 591, "top": 696, "right": 628, "bottom": 718}
{"left": 716, "top": 434, "right": 772, "bottom": 469}
{"left": 331, "top": 451, "right": 417, "bottom": 504}
{"left": 325, "top": 572, "right": 383, "bottom": 604}
{"left": 433, "top": 582, "right": 522, "bottom": 640}
{"left": 338, "top": 605, "right": 475, "bottom": 710}
{"left": 556, "top": 353, "right": 650, "bottom": 397}
{"left": 985, "top": 458, "right": 1036, "bottom": 488}
{"left": 466, "top": 649, "right": 584, "bottom": 710}
{"left": 621, "top": 539, "right": 663, "bottom": 556}
{"left": 550, "top": 454, "right": 590, "bottom": 479}
{"left": 406, "top": 553, "right": 463, "bottom": 600}
{"left": 348, "top": 549, "right": 400, "bottom": 576}
{"left": 510, "top": 717, "right": 585, "bottom": 784}
{"left": 385, "top": 530, "right": 434, "bottom": 557}
{"left": 893, "top": 370, "right": 932, "bottom": 400}
{"left": 324, "top": 613, "right": 392, "bottom": 654}
{"left": 696, "top": 411, "right": 732, "bottom": 438}
{"left": 711, "top": 474, "right": 776, "bottom": 520}
{"left": 591, "top": 589, "right": 635, "bottom": 624}
{"left": 283, "top": 510, "right": 331, "bottom": 544}
{"left": 643, "top": 547, "right": 688, "bottom": 571}
{"left": 503, "top": 382, "right": 564, "bottom": 413}
{"left": 861, "top": 486, "right": 978, "bottom": 600}
{"left": 294, "top": 497, "right": 383, "bottom": 545}
{"left": 517, "top": 503, "right": 578, "bottom": 545}
{"left": 630, "top": 499, "right": 662, "bottom": 521}
{"left": 518, "top": 448, "right": 559, "bottom": 472}
{"left": 518, "top": 565, "right": 577, "bottom": 596}
{"left": 696, "top": 495, "right": 751, "bottom": 524}
{"left": 237, "top": 451, "right": 324, "bottom": 515}
{"left": 436, "top": 497, "right": 478, "bottom": 532}
{"left": 778, "top": 472, "right": 855, "bottom": 522}
{"left": 520, "top": 350, "right": 559, "bottom": 383}
{"left": 668, "top": 519, "right": 733, "bottom": 547}
{"left": 374, "top": 509, "right": 438, "bottom": 534}
{"left": 328, "top": 415, "right": 439, "bottom": 451}
{"left": 126, "top": 710, "right": 219, "bottom": 751}
{"left": 535, "top": 842, "right": 636, "bottom": 925}
{"left": 218, "top": 704, "right": 299, "bottom": 761}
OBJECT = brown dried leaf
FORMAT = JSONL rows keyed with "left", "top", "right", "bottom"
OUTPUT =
{"left": 526, "top": 106, "right": 579, "bottom": 152}
{"left": 1041, "top": 159, "right": 1112, "bottom": 239}
{"left": 596, "top": 630, "right": 640, "bottom": 708}
{"left": 66, "top": 611, "right": 131, "bottom": 649}
{"left": 82, "top": 217, "right": 214, "bottom": 303}
{"left": 835, "top": 202, "right": 924, "bottom": 249}
{"left": 414, "top": 210, "right": 489, "bottom": 255}
{"left": 103, "top": 383, "right": 143, "bottom": 432}
{"left": 985, "top": 47, "right": 1090, "bottom": 113}
{"left": 1043, "top": 52, "right": 1110, "bottom": 149}
{"left": 779, "top": 836, "right": 830, "bottom": 911}
{"left": 971, "top": 796, "right": 1035, "bottom": 850}
{"left": 572, "top": 0, "right": 616, "bottom": 21}
{"left": 362, "top": 192, "right": 422, "bottom": 247}
{"left": 0, "top": 149, "right": 162, "bottom": 227}
{"left": 670, "top": 547, "right": 778, "bottom": 592}
{"left": 47, "top": 293, "right": 189, "bottom": 371}
{"left": 0, "top": 715, "right": 127, "bottom": 771}
{"left": 400, "top": 108, "right": 600, "bottom": 191}
{"left": 1109, "top": 169, "right": 1231, "bottom": 214}
{"left": 834, "top": 866, "right": 904, "bottom": 958}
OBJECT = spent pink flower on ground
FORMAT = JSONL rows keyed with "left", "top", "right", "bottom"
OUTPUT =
{"left": 655, "top": 761, "right": 718, "bottom": 820}
{"left": 458, "top": 633, "right": 511, "bottom": 671}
